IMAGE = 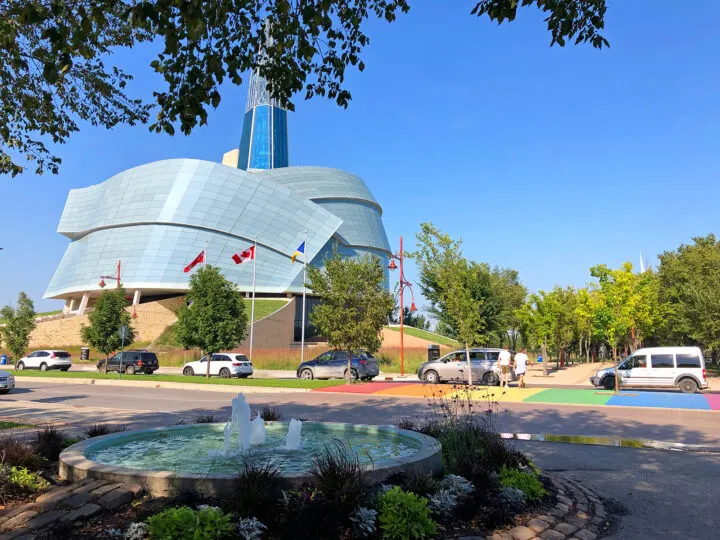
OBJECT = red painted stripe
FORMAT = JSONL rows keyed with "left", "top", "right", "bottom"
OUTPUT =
{"left": 705, "top": 394, "right": 720, "bottom": 411}
{"left": 314, "top": 382, "right": 418, "bottom": 394}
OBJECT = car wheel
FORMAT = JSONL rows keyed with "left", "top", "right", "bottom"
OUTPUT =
{"left": 144, "top": 370, "right": 153, "bottom": 375}
{"left": 125, "top": 365, "right": 136, "bottom": 375}
{"left": 602, "top": 376, "right": 615, "bottom": 390}
{"left": 219, "top": 368, "right": 231, "bottom": 378}
{"left": 61, "top": 368, "right": 69, "bottom": 372}
{"left": 0, "top": 390, "right": 9, "bottom": 395}
{"left": 39, "top": 363, "right": 48, "bottom": 372}
{"left": 423, "top": 370, "right": 440, "bottom": 384}
{"left": 16, "top": 361, "right": 25, "bottom": 371}
{"left": 299, "top": 368, "right": 314, "bottom": 380}
{"left": 482, "top": 371, "right": 499, "bottom": 386}
{"left": 344, "top": 368, "right": 359, "bottom": 381}
{"left": 678, "top": 378, "right": 698, "bottom": 394}
{"left": 183, "top": 367, "right": 195, "bottom": 376}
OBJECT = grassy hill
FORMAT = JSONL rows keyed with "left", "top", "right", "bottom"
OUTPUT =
{"left": 385, "top": 325, "right": 460, "bottom": 347}
{"left": 154, "top": 298, "right": 289, "bottom": 348}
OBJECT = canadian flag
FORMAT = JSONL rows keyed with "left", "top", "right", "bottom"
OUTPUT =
{"left": 183, "top": 250, "right": 205, "bottom": 273}
{"left": 232, "top": 245, "right": 256, "bottom": 264}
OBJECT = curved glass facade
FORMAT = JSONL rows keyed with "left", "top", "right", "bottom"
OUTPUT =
{"left": 45, "top": 160, "right": 390, "bottom": 300}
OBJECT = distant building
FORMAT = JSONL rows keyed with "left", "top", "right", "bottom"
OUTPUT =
{"left": 45, "top": 71, "right": 390, "bottom": 344}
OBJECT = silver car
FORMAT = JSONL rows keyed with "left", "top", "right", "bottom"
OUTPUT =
{"left": 0, "top": 370, "right": 15, "bottom": 394}
{"left": 417, "top": 348, "right": 511, "bottom": 385}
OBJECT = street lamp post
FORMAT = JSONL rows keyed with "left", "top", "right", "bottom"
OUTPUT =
{"left": 388, "top": 236, "right": 417, "bottom": 377}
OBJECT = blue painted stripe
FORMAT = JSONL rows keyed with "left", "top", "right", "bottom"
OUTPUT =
{"left": 606, "top": 392, "right": 711, "bottom": 410}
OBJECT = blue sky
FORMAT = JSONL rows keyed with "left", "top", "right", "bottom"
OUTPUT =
{"left": 2, "top": 0, "right": 720, "bottom": 312}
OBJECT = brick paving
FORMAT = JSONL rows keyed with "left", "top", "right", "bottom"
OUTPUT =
{"left": 0, "top": 478, "right": 142, "bottom": 540}
{"left": 453, "top": 473, "right": 609, "bottom": 540}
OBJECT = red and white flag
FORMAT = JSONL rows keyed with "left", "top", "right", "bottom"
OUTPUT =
{"left": 184, "top": 250, "right": 205, "bottom": 273}
{"left": 232, "top": 245, "right": 256, "bottom": 264}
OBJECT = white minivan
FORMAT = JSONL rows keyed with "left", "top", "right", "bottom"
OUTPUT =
{"left": 590, "top": 346, "right": 708, "bottom": 393}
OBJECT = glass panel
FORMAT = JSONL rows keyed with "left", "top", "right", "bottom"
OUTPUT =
{"left": 630, "top": 355, "right": 647, "bottom": 369}
{"left": 470, "top": 351, "right": 485, "bottom": 361}
{"left": 272, "top": 108, "right": 288, "bottom": 168}
{"left": 650, "top": 354, "right": 674, "bottom": 369}
{"left": 237, "top": 110, "right": 254, "bottom": 170}
{"left": 676, "top": 353, "right": 701, "bottom": 368}
{"left": 487, "top": 352, "right": 500, "bottom": 361}
{"left": 250, "top": 106, "right": 270, "bottom": 169}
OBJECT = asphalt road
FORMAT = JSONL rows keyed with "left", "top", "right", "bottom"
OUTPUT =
{"left": 2, "top": 381, "right": 719, "bottom": 539}
{"left": 2, "top": 381, "right": 720, "bottom": 444}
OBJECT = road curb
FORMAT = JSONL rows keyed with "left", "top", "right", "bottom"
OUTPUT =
{"left": 14, "top": 377, "right": 311, "bottom": 394}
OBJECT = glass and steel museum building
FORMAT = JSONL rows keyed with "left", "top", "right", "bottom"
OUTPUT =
{"left": 45, "top": 71, "right": 391, "bottom": 317}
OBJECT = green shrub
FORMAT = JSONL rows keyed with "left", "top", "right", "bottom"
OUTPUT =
{"left": 147, "top": 506, "right": 235, "bottom": 540}
{"left": 0, "top": 465, "right": 49, "bottom": 504}
{"left": 378, "top": 486, "right": 437, "bottom": 540}
{"left": 499, "top": 465, "right": 547, "bottom": 502}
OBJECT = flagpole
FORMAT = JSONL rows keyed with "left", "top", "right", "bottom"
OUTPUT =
{"left": 249, "top": 239, "right": 257, "bottom": 363}
{"left": 301, "top": 230, "right": 307, "bottom": 364}
{"left": 204, "top": 239, "right": 208, "bottom": 268}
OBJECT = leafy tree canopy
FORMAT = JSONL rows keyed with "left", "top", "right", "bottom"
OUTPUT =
{"left": 0, "top": 292, "right": 36, "bottom": 360}
{"left": 657, "top": 234, "right": 720, "bottom": 359}
{"left": 80, "top": 287, "right": 135, "bottom": 357}
{"left": 2, "top": 0, "right": 608, "bottom": 177}
{"left": 308, "top": 252, "right": 394, "bottom": 383}
{"left": 175, "top": 265, "right": 248, "bottom": 376}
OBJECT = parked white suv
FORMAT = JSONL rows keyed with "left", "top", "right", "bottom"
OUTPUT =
{"left": 590, "top": 346, "right": 708, "bottom": 393}
{"left": 182, "top": 353, "right": 253, "bottom": 378}
{"left": 16, "top": 350, "right": 72, "bottom": 372}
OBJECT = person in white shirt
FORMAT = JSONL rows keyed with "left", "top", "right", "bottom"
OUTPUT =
{"left": 498, "top": 347, "right": 512, "bottom": 387}
{"left": 513, "top": 348, "right": 529, "bottom": 388}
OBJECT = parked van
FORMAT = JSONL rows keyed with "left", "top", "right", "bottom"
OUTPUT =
{"left": 590, "top": 346, "right": 708, "bottom": 393}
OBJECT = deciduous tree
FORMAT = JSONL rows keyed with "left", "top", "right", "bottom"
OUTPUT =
{"left": 657, "top": 234, "right": 720, "bottom": 362}
{"left": 175, "top": 266, "right": 248, "bottom": 377}
{"left": 0, "top": 292, "right": 36, "bottom": 361}
{"left": 2, "top": 1, "right": 608, "bottom": 177}
{"left": 80, "top": 287, "right": 135, "bottom": 368}
{"left": 308, "top": 253, "right": 394, "bottom": 384}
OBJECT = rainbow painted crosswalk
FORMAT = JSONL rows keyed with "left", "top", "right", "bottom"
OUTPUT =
{"left": 314, "top": 383, "right": 720, "bottom": 411}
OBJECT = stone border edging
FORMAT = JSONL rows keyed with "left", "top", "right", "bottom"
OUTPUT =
{"left": 488, "top": 474, "right": 608, "bottom": 540}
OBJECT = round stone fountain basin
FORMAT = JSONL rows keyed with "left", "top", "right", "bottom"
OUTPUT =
{"left": 59, "top": 422, "right": 442, "bottom": 497}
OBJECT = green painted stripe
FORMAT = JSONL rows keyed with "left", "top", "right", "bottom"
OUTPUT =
{"left": 523, "top": 388, "right": 613, "bottom": 406}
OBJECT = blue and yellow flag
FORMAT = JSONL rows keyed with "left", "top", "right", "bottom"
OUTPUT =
{"left": 291, "top": 242, "right": 305, "bottom": 263}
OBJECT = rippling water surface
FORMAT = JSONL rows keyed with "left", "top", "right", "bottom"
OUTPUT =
{"left": 86, "top": 423, "right": 420, "bottom": 474}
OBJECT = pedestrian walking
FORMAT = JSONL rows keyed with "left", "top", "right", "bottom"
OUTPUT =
{"left": 514, "top": 348, "right": 529, "bottom": 388}
{"left": 498, "top": 347, "right": 512, "bottom": 387}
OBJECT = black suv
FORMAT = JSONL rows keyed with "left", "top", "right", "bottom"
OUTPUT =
{"left": 97, "top": 350, "right": 159, "bottom": 374}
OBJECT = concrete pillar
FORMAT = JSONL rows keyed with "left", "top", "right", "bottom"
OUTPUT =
{"left": 77, "top": 293, "right": 90, "bottom": 316}
{"left": 63, "top": 298, "right": 73, "bottom": 314}
{"left": 132, "top": 290, "right": 141, "bottom": 306}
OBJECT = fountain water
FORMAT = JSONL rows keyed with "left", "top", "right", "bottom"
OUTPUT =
{"left": 285, "top": 418, "right": 303, "bottom": 450}
{"left": 250, "top": 412, "right": 266, "bottom": 445}
{"left": 224, "top": 394, "right": 253, "bottom": 453}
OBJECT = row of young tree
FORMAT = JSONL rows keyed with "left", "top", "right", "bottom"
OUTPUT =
{"left": 412, "top": 224, "right": 720, "bottom": 371}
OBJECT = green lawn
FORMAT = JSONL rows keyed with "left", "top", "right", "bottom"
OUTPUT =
{"left": 243, "top": 298, "right": 289, "bottom": 321}
{"left": 14, "top": 370, "right": 345, "bottom": 389}
{"left": 385, "top": 326, "right": 460, "bottom": 347}
{"left": 0, "top": 421, "right": 34, "bottom": 430}
{"left": 154, "top": 299, "right": 289, "bottom": 348}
